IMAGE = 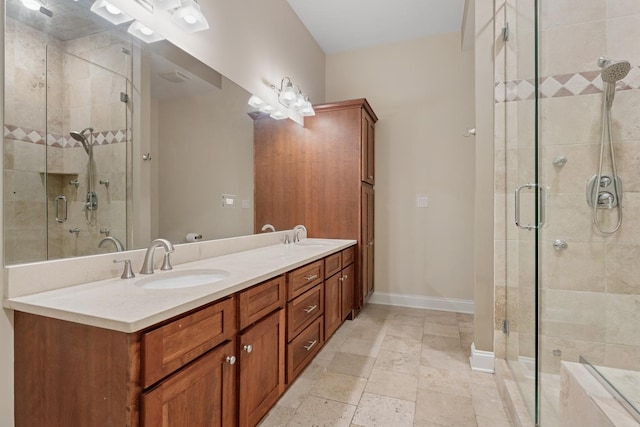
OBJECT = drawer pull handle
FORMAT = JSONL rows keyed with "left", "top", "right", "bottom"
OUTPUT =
{"left": 303, "top": 305, "right": 318, "bottom": 314}
{"left": 304, "top": 274, "right": 318, "bottom": 281}
{"left": 243, "top": 344, "right": 253, "bottom": 353}
{"left": 303, "top": 340, "right": 318, "bottom": 351}
{"left": 226, "top": 356, "right": 236, "bottom": 365}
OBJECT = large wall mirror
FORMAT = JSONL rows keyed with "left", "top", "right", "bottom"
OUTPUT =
{"left": 4, "top": 0, "right": 255, "bottom": 265}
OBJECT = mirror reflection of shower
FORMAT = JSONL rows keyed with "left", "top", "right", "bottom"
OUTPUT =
{"left": 586, "top": 57, "right": 630, "bottom": 234}
{"left": 69, "top": 127, "right": 98, "bottom": 225}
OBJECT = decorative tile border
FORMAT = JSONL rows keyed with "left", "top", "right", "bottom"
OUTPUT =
{"left": 495, "top": 66, "right": 640, "bottom": 103}
{"left": 4, "top": 125, "right": 128, "bottom": 147}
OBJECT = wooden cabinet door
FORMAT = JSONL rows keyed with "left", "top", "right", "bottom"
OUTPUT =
{"left": 141, "top": 339, "right": 236, "bottom": 427}
{"left": 239, "top": 309, "right": 285, "bottom": 427}
{"left": 324, "top": 273, "right": 341, "bottom": 339}
{"left": 361, "top": 184, "right": 375, "bottom": 303}
{"left": 341, "top": 263, "right": 355, "bottom": 320}
{"left": 361, "top": 110, "right": 375, "bottom": 185}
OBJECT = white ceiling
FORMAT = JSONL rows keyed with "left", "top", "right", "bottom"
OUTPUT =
{"left": 287, "top": 0, "right": 466, "bottom": 54}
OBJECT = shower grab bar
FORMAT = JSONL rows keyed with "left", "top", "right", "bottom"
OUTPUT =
{"left": 54, "top": 195, "right": 67, "bottom": 223}
{"left": 515, "top": 183, "right": 546, "bottom": 230}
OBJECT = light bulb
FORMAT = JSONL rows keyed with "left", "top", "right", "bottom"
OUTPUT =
{"left": 183, "top": 14, "right": 198, "bottom": 24}
{"left": 20, "top": 0, "right": 41, "bottom": 10}
{"left": 105, "top": 3, "right": 122, "bottom": 15}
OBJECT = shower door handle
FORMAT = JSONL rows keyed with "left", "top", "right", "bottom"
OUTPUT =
{"left": 515, "top": 183, "right": 546, "bottom": 230}
{"left": 55, "top": 195, "right": 67, "bottom": 223}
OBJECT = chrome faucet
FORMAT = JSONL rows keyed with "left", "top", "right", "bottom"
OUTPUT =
{"left": 140, "top": 238, "right": 175, "bottom": 274}
{"left": 261, "top": 224, "right": 276, "bottom": 232}
{"left": 293, "top": 224, "right": 307, "bottom": 243}
{"left": 98, "top": 236, "right": 124, "bottom": 252}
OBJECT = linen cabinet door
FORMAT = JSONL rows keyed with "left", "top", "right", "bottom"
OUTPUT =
{"left": 141, "top": 339, "right": 237, "bottom": 427}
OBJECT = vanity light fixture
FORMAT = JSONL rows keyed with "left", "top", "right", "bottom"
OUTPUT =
{"left": 269, "top": 110, "right": 288, "bottom": 120}
{"left": 171, "top": 0, "right": 209, "bottom": 33}
{"left": 259, "top": 104, "right": 276, "bottom": 114}
{"left": 127, "top": 20, "right": 165, "bottom": 43}
{"left": 90, "top": 0, "right": 133, "bottom": 25}
{"left": 273, "top": 77, "right": 298, "bottom": 107}
{"left": 299, "top": 96, "right": 316, "bottom": 117}
{"left": 272, "top": 77, "right": 315, "bottom": 116}
{"left": 248, "top": 95, "right": 266, "bottom": 109}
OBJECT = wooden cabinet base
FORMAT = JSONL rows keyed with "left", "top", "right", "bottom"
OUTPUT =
{"left": 141, "top": 340, "right": 236, "bottom": 427}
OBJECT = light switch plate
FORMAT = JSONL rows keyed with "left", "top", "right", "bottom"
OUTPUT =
{"left": 417, "top": 195, "right": 429, "bottom": 208}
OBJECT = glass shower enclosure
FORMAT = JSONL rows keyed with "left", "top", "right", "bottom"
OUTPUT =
{"left": 498, "top": 0, "right": 640, "bottom": 425}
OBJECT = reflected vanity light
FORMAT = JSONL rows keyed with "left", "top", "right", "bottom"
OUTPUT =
{"left": 128, "top": 20, "right": 165, "bottom": 43}
{"left": 90, "top": 0, "right": 134, "bottom": 25}
{"left": 149, "top": 0, "right": 181, "bottom": 11}
{"left": 171, "top": 0, "right": 209, "bottom": 33}
{"left": 19, "top": 0, "right": 44, "bottom": 11}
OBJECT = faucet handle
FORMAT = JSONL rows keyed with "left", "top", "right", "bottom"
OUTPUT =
{"left": 161, "top": 252, "right": 173, "bottom": 271}
{"left": 114, "top": 259, "right": 135, "bottom": 279}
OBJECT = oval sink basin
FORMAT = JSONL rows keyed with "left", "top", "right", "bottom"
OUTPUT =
{"left": 295, "top": 239, "right": 332, "bottom": 247}
{"left": 136, "top": 269, "right": 230, "bottom": 290}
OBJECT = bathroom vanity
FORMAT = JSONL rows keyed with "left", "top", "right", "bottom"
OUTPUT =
{"left": 10, "top": 238, "right": 356, "bottom": 427}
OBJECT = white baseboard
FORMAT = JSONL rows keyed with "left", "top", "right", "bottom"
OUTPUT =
{"left": 470, "top": 342, "right": 495, "bottom": 373}
{"left": 368, "top": 291, "right": 474, "bottom": 314}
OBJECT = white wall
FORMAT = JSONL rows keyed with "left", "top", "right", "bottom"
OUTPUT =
{"left": 326, "top": 33, "right": 476, "bottom": 303}
{"left": 0, "top": 1, "right": 325, "bottom": 425}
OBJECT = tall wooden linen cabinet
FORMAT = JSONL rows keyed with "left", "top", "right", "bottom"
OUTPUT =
{"left": 254, "top": 98, "right": 377, "bottom": 312}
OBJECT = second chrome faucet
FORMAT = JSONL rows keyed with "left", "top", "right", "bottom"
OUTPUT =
{"left": 140, "top": 238, "right": 175, "bottom": 274}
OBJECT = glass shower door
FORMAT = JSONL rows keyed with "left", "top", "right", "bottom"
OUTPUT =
{"left": 499, "top": 0, "right": 540, "bottom": 424}
{"left": 46, "top": 46, "right": 130, "bottom": 260}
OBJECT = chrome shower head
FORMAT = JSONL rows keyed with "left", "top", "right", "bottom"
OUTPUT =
{"left": 598, "top": 57, "right": 631, "bottom": 83}
{"left": 69, "top": 127, "right": 94, "bottom": 155}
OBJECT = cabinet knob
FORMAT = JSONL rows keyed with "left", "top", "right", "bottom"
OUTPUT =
{"left": 243, "top": 344, "right": 253, "bottom": 353}
{"left": 226, "top": 355, "right": 236, "bottom": 365}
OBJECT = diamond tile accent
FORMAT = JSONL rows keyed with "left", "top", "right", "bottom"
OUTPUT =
{"left": 564, "top": 74, "right": 591, "bottom": 95}
{"left": 517, "top": 80, "right": 535, "bottom": 100}
{"left": 4, "top": 125, "right": 127, "bottom": 148}
{"left": 495, "top": 65, "right": 640, "bottom": 103}
{"left": 540, "top": 76, "right": 563, "bottom": 98}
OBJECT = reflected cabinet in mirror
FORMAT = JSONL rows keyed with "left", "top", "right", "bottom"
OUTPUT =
{"left": 4, "top": 0, "right": 255, "bottom": 265}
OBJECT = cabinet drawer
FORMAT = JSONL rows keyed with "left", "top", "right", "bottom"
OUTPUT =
{"left": 286, "top": 316, "right": 323, "bottom": 383}
{"left": 238, "top": 275, "right": 285, "bottom": 330}
{"left": 342, "top": 246, "right": 355, "bottom": 267}
{"left": 142, "top": 297, "right": 236, "bottom": 388}
{"left": 287, "top": 260, "right": 323, "bottom": 300}
{"left": 324, "top": 253, "right": 341, "bottom": 279}
{"left": 287, "top": 285, "right": 324, "bottom": 340}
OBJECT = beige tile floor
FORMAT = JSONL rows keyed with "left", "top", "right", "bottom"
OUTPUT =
{"left": 259, "top": 303, "right": 514, "bottom": 427}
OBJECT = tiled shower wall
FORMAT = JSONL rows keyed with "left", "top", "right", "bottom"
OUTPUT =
{"left": 494, "top": 0, "right": 640, "bottom": 376}
{"left": 4, "top": 18, "right": 129, "bottom": 264}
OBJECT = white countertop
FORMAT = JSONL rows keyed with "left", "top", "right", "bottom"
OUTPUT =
{"left": 5, "top": 239, "right": 356, "bottom": 333}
